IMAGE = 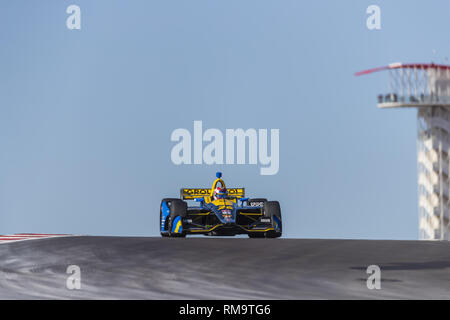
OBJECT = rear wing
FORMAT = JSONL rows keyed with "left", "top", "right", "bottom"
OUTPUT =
{"left": 180, "top": 188, "right": 245, "bottom": 200}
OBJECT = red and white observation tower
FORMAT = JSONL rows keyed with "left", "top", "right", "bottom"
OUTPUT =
{"left": 357, "top": 63, "right": 450, "bottom": 240}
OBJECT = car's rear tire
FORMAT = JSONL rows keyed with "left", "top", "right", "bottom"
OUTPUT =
{"left": 263, "top": 201, "right": 282, "bottom": 238}
{"left": 160, "top": 208, "right": 170, "bottom": 237}
{"left": 160, "top": 198, "right": 187, "bottom": 237}
{"left": 167, "top": 199, "right": 187, "bottom": 237}
{"left": 161, "top": 198, "right": 180, "bottom": 205}
{"left": 160, "top": 198, "right": 179, "bottom": 237}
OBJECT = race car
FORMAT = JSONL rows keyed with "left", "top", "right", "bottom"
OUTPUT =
{"left": 159, "top": 172, "right": 282, "bottom": 238}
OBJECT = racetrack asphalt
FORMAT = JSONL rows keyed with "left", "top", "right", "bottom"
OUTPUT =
{"left": 1, "top": 236, "right": 450, "bottom": 299}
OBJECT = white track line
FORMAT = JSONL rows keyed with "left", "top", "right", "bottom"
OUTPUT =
{"left": 0, "top": 233, "right": 75, "bottom": 244}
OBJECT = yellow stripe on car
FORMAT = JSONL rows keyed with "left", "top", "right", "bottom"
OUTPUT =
{"left": 190, "top": 224, "right": 224, "bottom": 232}
{"left": 175, "top": 220, "right": 182, "bottom": 233}
{"left": 242, "top": 227, "right": 275, "bottom": 232}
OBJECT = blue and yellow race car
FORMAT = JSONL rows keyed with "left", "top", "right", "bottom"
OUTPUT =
{"left": 159, "top": 172, "right": 282, "bottom": 238}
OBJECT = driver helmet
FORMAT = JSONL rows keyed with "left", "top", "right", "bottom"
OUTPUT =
{"left": 213, "top": 187, "right": 227, "bottom": 200}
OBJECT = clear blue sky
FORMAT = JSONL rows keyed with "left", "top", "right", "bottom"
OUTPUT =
{"left": 1, "top": 0, "right": 449, "bottom": 239}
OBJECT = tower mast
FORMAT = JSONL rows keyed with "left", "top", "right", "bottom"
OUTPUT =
{"left": 357, "top": 63, "right": 450, "bottom": 240}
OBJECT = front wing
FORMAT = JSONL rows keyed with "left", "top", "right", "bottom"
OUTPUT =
{"left": 180, "top": 207, "right": 277, "bottom": 235}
